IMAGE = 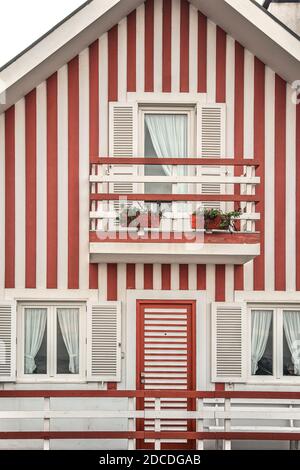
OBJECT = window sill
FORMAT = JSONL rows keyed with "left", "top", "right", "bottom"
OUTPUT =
{"left": 16, "top": 377, "right": 86, "bottom": 384}
{"left": 247, "top": 378, "right": 300, "bottom": 386}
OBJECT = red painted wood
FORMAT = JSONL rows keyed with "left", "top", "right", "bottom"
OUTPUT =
{"left": 92, "top": 193, "right": 259, "bottom": 202}
{"left": 144, "top": 264, "right": 153, "bottom": 289}
{"left": 253, "top": 58, "right": 265, "bottom": 291}
{"left": 180, "top": 0, "right": 189, "bottom": 93}
{"left": 107, "top": 263, "right": 118, "bottom": 301}
{"left": 215, "top": 383, "right": 225, "bottom": 392}
{"left": 68, "top": 57, "right": 79, "bottom": 289}
{"left": 216, "top": 27, "right": 226, "bottom": 103}
{"left": 274, "top": 74, "right": 286, "bottom": 291}
{"left": 92, "top": 156, "right": 260, "bottom": 166}
{"left": 108, "top": 26, "right": 118, "bottom": 102}
{"left": 127, "top": 10, "right": 136, "bottom": 92}
{"left": 296, "top": 103, "right": 300, "bottom": 290}
{"left": 126, "top": 264, "right": 136, "bottom": 289}
{"left": 145, "top": 0, "right": 154, "bottom": 92}
{"left": 162, "top": 0, "right": 172, "bottom": 92}
{"left": 234, "top": 265, "right": 244, "bottom": 291}
{"left": 4, "top": 106, "right": 15, "bottom": 288}
{"left": 89, "top": 41, "right": 99, "bottom": 289}
{"left": 215, "top": 265, "right": 225, "bottom": 302}
{"left": 162, "top": 264, "right": 171, "bottom": 289}
{"left": 46, "top": 74, "right": 58, "bottom": 289}
{"left": 107, "top": 382, "right": 117, "bottom": 390}
{"left": 179, "top": 264, "right": 188, "bottom": 290}
{"left": 197, "top": 12, "right": 207, "bottom": 93}
{"left": 25, "top": 90, "right": 37, "bottom": 288}
{"left": 197, "top": 264, "right": 206, "bottom": 290}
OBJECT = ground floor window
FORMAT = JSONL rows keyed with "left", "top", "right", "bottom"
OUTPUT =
{"left": 251, "top": 307, "right": 300, "bottom": 379}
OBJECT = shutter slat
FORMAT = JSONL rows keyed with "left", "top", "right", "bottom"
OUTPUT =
{"left": 0, "top": 303, "right": 16, "bottom": 382}
{"left": 87, "top": 302, "right": 121, "bottom": 382}
{"left": 211, "top": 303, "right": 247, "bottom": 383}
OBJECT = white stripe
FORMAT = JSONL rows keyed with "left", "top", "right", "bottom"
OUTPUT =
{"left": 286, "top": 84, "right": 296, "bottom": 291}
{"left": 188, "top": 264, "right": 197, "bottom": 291}
{"left": 226, "top": 35, "right": 235, "bottom": 157}
{"left": 206, "top": 264, "right": 215, "bottom": 302}
{"left": 57, "top": 65, "right": 68, "bottom": 289}
{"left": 189, "top": 4, "right": 198, "bottom": 94}
{"left": 171, "top": 263, "right": 179, "bottom": 290}
{"left": 98, "top": 263, "right": 107, "bottom": 301}
{"left": 136, "top": 4, "right": 145, "bottom": 93}
{"left": 79, "top": 49, "right": 90, "bottom": 290}
{"left": 14, "top": 99, "right": 25, "bottom": 289}
{"left": 154, "top": 0, "right": 163, "bottom": 93}
{"left": 171, "top": 0, "right": 180, "bottom": 93}
{"left": 136, "top": 263, "right": 144, "bottom": 290}
{"left": 264, "top": 67, "right": 275, "bottom": 292}
{"left": 0, "top": 113, "right": 5, "bottom": 293}
{"left": 225, "top": 265, "right": 234, "bottom": 302}
{"left": 153, "top": 263, "right": 162, "bottom": 290}
{"left": 99, "top": 33, "right": 108, "bottom": 156}
{"left": 206, "top": 20, "right": 216, "bottom": 103}
{"left": 118, "top": 18, "right": 127, "bottom": 102}
{"left": 36, "top": 82, "right": 47, "bottom": 289}
{"left": 117, "top": 262, "right": 126, "bottom": 300}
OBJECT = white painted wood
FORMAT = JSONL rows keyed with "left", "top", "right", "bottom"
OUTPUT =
{"left": 36, "top": 82, "right": 47, "bottom": 289}
{"left": 98, "top": 263, "right": 107, "bottom": 301}
{"left": 171, "top": 264, "right": 179, "bottom": 290}
{"left": 153, "top": 263, "right": 162, "bottom": 290}
{"left": 14, "top": 99, "right": 26, "bottom": 289}
{"left": 117, "top": 263, "right": 127, "bottom": 301}
{"left": 0, "top": 302, "right": 16, "bottom": 382}
{"left": 57, "top": 65, "right": 68, "bottom": 290}
{"left": 0, "top": 114, "right": 4, "bottom": 295}
{"left": 188, "top": 264, "right": 197, "bottom": 291}
{"left": 285, "top": 84, "right": 296, "bottom": 291}
{"left": 226, "top": 35, "right": 235, "bottom": 158}
{"left": 189, "top": 4, "right": 198, "bottom": 94}
{"left": 118, "top": 18, "right": 127, "bottom": 102}
{"left": 171, "top": 0, "right": 180, "bottom": 93}
{"left": 135, "top": 263, "right": 144, "bottom": 290}
{"left": 79, "top": 49, "right": 90, "bottom": 290}
{"left": 154, "top": 0, "right": 162, "bottom": 93}
{"left": 225, "top": 265, "right": 234, "bottom": 302}
{"left": 264, "top": 67, "right": 275, "bottom": 292}
{"left": 92, "top": 174, "right": 259, "bottom": 184}
{"left": 136, "top": 4, "right": 145, "bottom": 93}
{"left": 99, "top": 33, "right": 108, "bottom": 156}
{"left": 206, "top": 20, "right": 217, "bottom": 103}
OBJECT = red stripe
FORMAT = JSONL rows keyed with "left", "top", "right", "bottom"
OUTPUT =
{"left": 162, "top": 0, "right": 172, "bottom": 93}
{"left": 68, "top": 57, "right": 79, "bottom": 289}
{"left": 107, "top": 263, "right": 118, "bottom": 300}
{"left": 4, "top": 107, "right": 15, "bottom": 288}
{"left": 145, "top": 0, "right": 154, "bottom": 92}
{"left": 215, "top": 265, "right": 225, "bottom": 302}
{"left": 144, "top": 264, "right": 153, "bottom": 289}
{"left": 46, "top": 74, "right": 58, "bottom": 289}
{"left": 296, "top": 103, "right": 300, "bottom": 290}
{"left": 108, "top": 26, "right": 118, "bottom": 102}
{"left": 126, "top": 264, "right": 136, "bottom": 289}
{"left": 253, "top": 58, "right": 265, "bottom": 291}
{"left": 197, "top": 12, "right": 207, "bottom": 93}
{"left": 25, "top": 90, "right": 37, "bottom": 288}
{"left": 216, "top": 27, "right": 226, "bottom": 103}
{"left": 179, "top": 264, "right": 188, "bottom": 290}
{"left": 180, "top": 0, "right": 189, "bottom": 93}
{"left": 161, "top": 264, "right": 171, "bottom": 290}
{"left": 197, "top": 265, "right": 206, "bottom": 290}
{"left": 89, "top": 41, "right": 100, "bottom": 289}
{"left": 127, "top": 10, "right": 136, "bottom": 92}
{"left": 234, "top": 42, "right": 244, "bottom": 290}
{"left": 274, "top": 74, "right": 286, "bottom": 291}
{"left": 215, "top": 383, "right": 225, "bottom": 392}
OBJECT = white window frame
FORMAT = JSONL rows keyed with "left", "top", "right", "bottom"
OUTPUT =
{"left": 248, "top": 304, "right": 300, "bottom": 384}
{"left": 17, "top": 302, "right": 86, "bottom": 383}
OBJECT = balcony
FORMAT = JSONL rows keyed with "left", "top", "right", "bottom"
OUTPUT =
{"left": 89, "top": 158, "right": 261, "bottom": 264}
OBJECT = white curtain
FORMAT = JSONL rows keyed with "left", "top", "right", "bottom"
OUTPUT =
{"left": 25, "top": 309, "right": 47, "bottom": 374}
{"left": 145, "top": 114, "right": 187, "bottom": 194}
{"left": 251, "top": 310, "right": 272, "bottom": 375}
{"left": 57, "top": 309, "right": 79, "bottom": 374}
{"left": 283, "top": 311, "right": 300, "bottom": 376}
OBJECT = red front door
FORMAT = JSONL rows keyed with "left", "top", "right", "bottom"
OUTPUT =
{"left": 136, "top": 300, "right": 196, "bottom": 449}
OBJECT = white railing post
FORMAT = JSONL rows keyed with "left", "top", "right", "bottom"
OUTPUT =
{"left": 223, "top": 398, "right": 231, "bottom": 450}
{"left": 43, "top": 397, "right": 50, "bottom": 451}
{"left": 127, "top": 397, "right": 136, "bottom": 450}
{"left": 154, "top": 398, "right": 161, "bottom": 451}
{"left": 196, "top": 398, "right": 204, "bottom": 450}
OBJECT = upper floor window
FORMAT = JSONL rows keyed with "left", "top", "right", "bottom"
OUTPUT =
{"left": 251, "top": 307, "right": 300, "bottom": 379}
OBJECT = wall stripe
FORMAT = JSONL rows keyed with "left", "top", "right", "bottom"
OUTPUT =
{"left": 197, "top": 12, "right": 207, "bottom": 93}
{"left": 5, "top": 107, "right": 15, "bottom": 289}
{"left": 46, "top": 74, "right": 58, "bottom": 289}
{"left": 68, "top": 57, "right": 79, "bottom": 289}
{"left": 189, "top": 4, "right": 198, "bottom": 94}
{"left": 118, "top": 18, "right": 127, "bottom": 102}
{"left": 180, "top": 0, "right": 189, "bottom": 93}
{"left": 0, "top": 114, "right": 5, "bottom": 293}
{"left": 107, "top": 263, "right": 118, "bottom": 300}
{"left": 126, "top": 264, "right": 136, "bottom": 289}
{"left": 161, "top": 264, "right": 171, "bottom": 290}
{"left": 162, "top": 0, "right": 172, "bottom": 92}
{"left": 25, "top": 90, "right": 37, "bottom": 288}
{"left": 127, "top": 10, "right": 137, "bottom": 92}
{"left": 144, "top": 264, "right": 153, "bottom": 289}
{"left": 99, "top": 33, "right": 108, "bottom": 156}
{"left": 108, "top": 26, "right": 118, "bottom": 102}
{"left": 206, "top": 20, "right": 216, "bottom": 102}
{"left": 154, "top": 0, "right": 163, "bottom": 93}
{"left": 136, "top": 4, "right": 145, "bottom": 93}
{"left": 171, "top": 0, "right": 180, "bottom": 93}
{"left": 179, "top": 264, "right": 188, "bottom": 290}
{"left": 274, "top": 74, "right": 286, "bottom": 291}
{"left": 216, "top": 27, "right": 226, "bottom": 103}
{"left": 145, "top": 0, "right": 154, "bottom": 92}
{"left": 296, "top": 102, "right": 300, "bottom": 290}
{"left": 215, "top": 265, "right": 225, "bottom": 301}
{"left": 197, "top": 264, "right": 206, "bottom": 290}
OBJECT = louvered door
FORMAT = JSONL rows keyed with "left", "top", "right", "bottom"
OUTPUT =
{"left": 136, "top": 300, "right": 196, "bottom": 450}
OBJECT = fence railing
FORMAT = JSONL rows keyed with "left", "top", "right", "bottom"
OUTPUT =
{"left": 0, "top": 390, "right": 299, "bottom": 450}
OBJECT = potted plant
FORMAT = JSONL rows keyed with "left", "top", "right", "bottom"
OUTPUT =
{"left": 220, "top": 209, "right": 242, "bottom": 232}
{"left": 204, "top": 208, "right": 222, "bottom": 231}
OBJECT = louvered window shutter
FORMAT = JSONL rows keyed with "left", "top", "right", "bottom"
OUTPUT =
{"left": 0, "top": 303, "right": 16, "bottom": 382}
{"left": 211, "top": 302, "right": 247, "bottom": 383}
{"left": 87, "top": 302, "right": 122, "bottom": 382}
{"left": 197, "top": 104, "right": 226, "bottom": 210}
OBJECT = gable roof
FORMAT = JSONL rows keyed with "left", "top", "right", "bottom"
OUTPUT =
{"left": 0, "top": 0, "right": 299, "bottom": 113}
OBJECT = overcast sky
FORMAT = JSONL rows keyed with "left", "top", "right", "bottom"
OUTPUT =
{"left": 0, "top": 0, "right": 86, "bottom": 67}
